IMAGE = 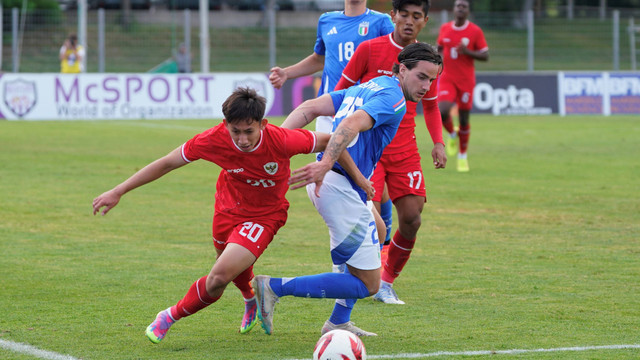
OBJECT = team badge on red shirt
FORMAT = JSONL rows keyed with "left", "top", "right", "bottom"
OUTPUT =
{"left": 263, "top": 162, "right": 278, "bottom": 175}
{"left": 358, "top": 22, "right": 369, "bottom": 36}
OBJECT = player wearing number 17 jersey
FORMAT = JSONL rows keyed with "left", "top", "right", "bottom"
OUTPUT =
{"left": 335, "top": 0, "right": 446, "bottom": 305}
{"left": 253, "top": 43, "right": 443, "bottom": 337}
{"left": 92, "top": 88, "right": 333, "bottom": 344}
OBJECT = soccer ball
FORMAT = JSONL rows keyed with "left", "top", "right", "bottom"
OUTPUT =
{"left": 312, "top": 329, "right": 367, "bottom": 360}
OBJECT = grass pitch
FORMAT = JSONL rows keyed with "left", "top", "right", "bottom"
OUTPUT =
{"left": 0, "top": 115, "right": 639, "bottom": 360}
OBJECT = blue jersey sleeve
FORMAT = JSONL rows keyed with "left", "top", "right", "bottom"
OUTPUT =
{"left": 329, "top": 89, "right": 347, "bottom": 114}
{"left": 314, "top": 13, "right": 328, "bottom": 56}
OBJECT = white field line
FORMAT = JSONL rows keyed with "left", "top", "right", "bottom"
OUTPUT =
{"left": 293, "top": 344, "right": 640, "bottom": 360}
{"left": 0, "top": 339, "right": 80, "bottom": 360}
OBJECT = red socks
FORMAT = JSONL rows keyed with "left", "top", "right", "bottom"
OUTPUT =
{"left": 170, "top": 275, "right": 220, "bottom": 320}
{"left": 442, "top": 114, "right": 455, "bottom": 134}
{"left": 381, "top": 232, "right": 416, "bottom": 283}
{"left": 458, "top": 124, "right": 470, "bottom": 154}
{"left": 232, "top": 265, "right": 255, "bottom": 299}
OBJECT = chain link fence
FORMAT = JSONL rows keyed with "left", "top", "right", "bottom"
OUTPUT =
{"left": 2, "top": 4, "right": 640, "bottom": 73}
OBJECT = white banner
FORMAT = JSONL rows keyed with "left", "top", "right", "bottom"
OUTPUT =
{"left": 0, "top": 73, "right": 274, "bottom": 120}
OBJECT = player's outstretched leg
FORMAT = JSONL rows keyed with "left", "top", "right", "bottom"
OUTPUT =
{"left": 145, "top": 308, "right": 176, "bottom": 344}
{"left": 240, "top": 296, "right": 258, "bottom": 334}
{"left": 252, "top": 275, "right": 279, "bottom": 335}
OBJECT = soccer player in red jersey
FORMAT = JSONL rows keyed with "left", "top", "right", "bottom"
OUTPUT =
{"left": 437, "top": 0, "right": 489, "bottom": 172}
{"left": 335, "top": 0, "right": 446, "bottom": 305}
{"left": 92, "top": 87, "right": 337, "bottom": 343}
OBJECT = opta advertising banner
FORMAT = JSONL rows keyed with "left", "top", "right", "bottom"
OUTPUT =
{"left": 0, "top": 73, "right": 275, "bottom": 120}
{"left": 472, "top": 73, "right": 557, "bottom": 115}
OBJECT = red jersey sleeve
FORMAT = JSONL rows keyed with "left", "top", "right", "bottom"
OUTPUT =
{"left": 335, "top": 40, "right": 371, "bottom": 91}
{"left": 473, "top": 25, "right": 489, "bottom": 52}
{"left": 422, "top": 83, "right": 444, "bottom": 145}
{"left": 282, "top": 128, "right": 317, "bottom": 157}
{"left": 181, "top": 126, "right": 220, "bottom": 163}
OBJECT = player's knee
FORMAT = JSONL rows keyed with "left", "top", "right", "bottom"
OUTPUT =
{"left": 400, "top": 211, "right": 422, "bottom": 231}
{"left": 206, "top": 272, "right": 231, "bottom": 294}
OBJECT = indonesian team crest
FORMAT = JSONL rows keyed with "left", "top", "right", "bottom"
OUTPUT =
{"left": 4, "top": 79, "right": 37, "bottom": 118}
{"left": 263, "top": 162, "right": 278, "bottom": 175}
{"left": 358, "top": 22, "right": 370, "bottom": 36}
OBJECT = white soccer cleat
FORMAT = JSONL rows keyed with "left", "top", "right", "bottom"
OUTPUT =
{"left": 252, "top": 275, "right": 279, "bottom": 335}
{"left": 372, "top": 283, "right": 406, "bottom": 305}
{"left": 321, "top": 320, "right": 377, "bottom": 337}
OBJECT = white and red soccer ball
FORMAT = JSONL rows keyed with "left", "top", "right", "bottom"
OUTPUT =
{"left": 313, "top": 329, "right": 367, "bottom": 360}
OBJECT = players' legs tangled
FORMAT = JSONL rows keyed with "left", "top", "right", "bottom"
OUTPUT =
{"left": 254, "top": 172, "right": 381, "bottom": 336}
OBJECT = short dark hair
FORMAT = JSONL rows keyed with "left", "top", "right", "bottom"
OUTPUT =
{"left": 392, "top": 0, "right": 430, "bottom": 16}
{"left": 221, "top": 87, "right": 266, "bottom": 124}
{"left": 392, "top": 42, "right": 442, "bottom": 74}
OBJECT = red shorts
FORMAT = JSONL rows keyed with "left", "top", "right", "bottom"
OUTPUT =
{"left": 437, "top": 76, "right": 475, "bottom": 111}
{"left": 371, "top": 150, "right": 427, "bottom": 203}
{"left": 211, "top": 210, "right": 287, "bottom": 258}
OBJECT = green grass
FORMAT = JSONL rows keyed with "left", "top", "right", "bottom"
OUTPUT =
{"left": 1, "top": 115, "right": 639, "bottom": 359}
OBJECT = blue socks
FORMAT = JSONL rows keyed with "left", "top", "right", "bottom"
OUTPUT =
{"left": 269, "top": 273, "right": 369, "bottom": 299}
{"left": 381, "top": 199, "right": 393, "bottom": 245}
{"left": 329, "top": 298, "right": 356, "bottom": 325}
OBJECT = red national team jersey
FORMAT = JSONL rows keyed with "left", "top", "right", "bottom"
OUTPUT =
{"left": 337, "top": 33, "right": 443, "bottom": 153}
{"left": 181, "top": 122, "right": 316, "bottom": 217}
{"left": 437, "top": 20, "right": 488, "bottom": 85}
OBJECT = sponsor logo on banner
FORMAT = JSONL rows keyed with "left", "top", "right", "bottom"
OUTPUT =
{"left": 608, "top": 73, "right": 640, "bottom": 114}
{"left": 4, "top": 79, "right": 37, "bottom": 117}
{"left": 473, "top": 74, "right": 556, "bottom": 115}
{"left": 560, "top": 73, "right": 603, "bottom": 114}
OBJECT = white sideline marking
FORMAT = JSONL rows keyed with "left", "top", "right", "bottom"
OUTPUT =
{"left": 293, "top": 344, "right": 640, "bottom": 360}
{"left": 0, "top": 339, "right": 80, "bottom": 360}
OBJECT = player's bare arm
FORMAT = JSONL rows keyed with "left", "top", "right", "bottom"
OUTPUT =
{"left": 269, "top": 53, "right": 325, "bottom": 89}
{"left": 456, "top": 43, "right": 489, "bottom": 61}
{"left": 290, "top": 110, "right": 374, "bottom": 195}
{"left": 281, "top": 94, "right": 335, "bottom": 129}
{"left": 431, "top": 142, "right": 446, "bottom": 169}
{"left": 338, "top": 150, "right": 375, "bottom": 201}
{"left": 92, "top": 147, "right": 188, "bottom": 216}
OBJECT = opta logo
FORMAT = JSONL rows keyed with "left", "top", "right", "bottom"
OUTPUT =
{"left": 4, "top": 79, "right": 37, "bottom": 117}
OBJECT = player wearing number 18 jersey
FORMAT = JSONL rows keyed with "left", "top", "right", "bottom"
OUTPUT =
{"left": 336, "top": 0, "right": 446, "bottom": 305}
{"left": 92, "top": 88, "right": 333, "bottom": 344}
{"left": 269, "top": 0, "right": 393, "bottom": 133}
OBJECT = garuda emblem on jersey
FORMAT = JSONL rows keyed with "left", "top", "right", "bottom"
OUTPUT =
{"left": 358, "top": 22, "right": 369, "bottom": 36}
{"left": 263, "top": 162, "right": 278, "bottom": 175}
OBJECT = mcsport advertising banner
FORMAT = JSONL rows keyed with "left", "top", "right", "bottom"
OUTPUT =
{"left": 0, "top": 73, "right": 275, "bottom": 120}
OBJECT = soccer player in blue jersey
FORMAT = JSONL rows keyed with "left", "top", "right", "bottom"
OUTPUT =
{"left": 269, "top": 0, "right": 393, "bottom": 133}
{"left": 254, "top": 43, "right": 443, "bottom": 336}
{"left": 270, "top": 0, "right": 396, "bottom": 276}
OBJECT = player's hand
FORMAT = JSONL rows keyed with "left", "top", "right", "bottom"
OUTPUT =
{"left": 455, "top": 43, "right": 469, "bottom": 55}
{"left": 353, "top": 177, "right": 375, "bottom": 201}
{"left": 269, "top": 67, "right": 287, "bottom": 89}
{"left": 92, "top": 189, "right": 122, "bottom": 216}
{"left": 289, "top": 161, "right": 331, "bottom": 196}
{"left": 432, "top": 143, "right": 447, "bottom": 169}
